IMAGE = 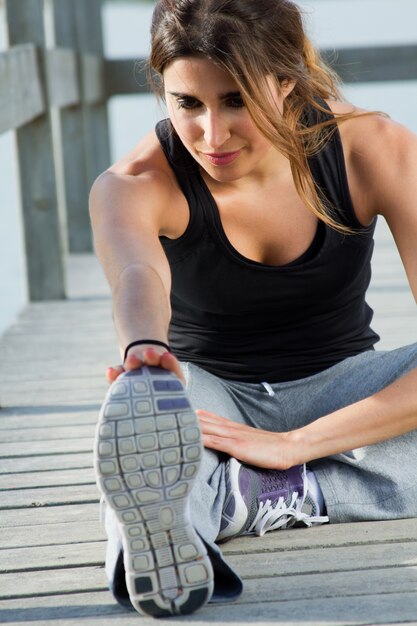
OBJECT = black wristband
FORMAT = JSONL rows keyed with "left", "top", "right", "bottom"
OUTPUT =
{"left": 123, "top": 339, "right": 171, "bottom": 362}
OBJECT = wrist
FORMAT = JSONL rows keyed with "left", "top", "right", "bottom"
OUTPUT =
{"left": 282, "top": 428, "right": 311, "bottom": 467}
{"left": 123, "top": 339, "right": 170, "bottom": 363}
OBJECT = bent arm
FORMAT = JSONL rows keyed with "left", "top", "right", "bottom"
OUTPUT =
{"left": 200, "top": 114, "right": 417, "bottom": 469}
{"left": 292, "top": 116, "right": 417, "bottom": 461}
{"left": 199, "top": 365, "right": 417, "bottom": 470}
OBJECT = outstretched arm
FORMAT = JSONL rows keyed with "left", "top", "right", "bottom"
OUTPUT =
{"left": 89, "top": 138, "right": 186, "bottom": 381}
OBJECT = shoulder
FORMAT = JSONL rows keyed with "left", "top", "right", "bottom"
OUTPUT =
{"left": 327, "top": 100, "right": 417, "bottom": 224}
{"left": 90, "top": 130, "right": 188, "bottom": 237}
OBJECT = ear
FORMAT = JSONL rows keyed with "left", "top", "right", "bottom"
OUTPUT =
{"left": 281, "top": 79, "right": 296, "bottom": 99}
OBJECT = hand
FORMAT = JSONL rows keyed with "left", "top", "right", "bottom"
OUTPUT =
{"left": 106, "top": 347, "right": 185, "bottom": 384}
{"left": 197, "top": 410, "right": 298, "bottom": 470}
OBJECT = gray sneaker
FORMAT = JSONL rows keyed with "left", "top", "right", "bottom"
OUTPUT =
{"left": 94, "top": 366, "right": 214, "bottom": 617}
{"left": 218, "top": 458, "right": 328, "bottom": 542}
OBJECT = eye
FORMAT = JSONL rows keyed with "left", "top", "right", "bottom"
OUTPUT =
{"left": 226, "top": 94, "right": 245, "bottom": 108}
{"left": 175, "top": 96, "right": 201, "bottom": 110}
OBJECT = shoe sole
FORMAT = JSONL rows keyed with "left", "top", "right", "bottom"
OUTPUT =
{"left": 94, "top": 366, "right": 214, "bottom": 616}
{"left": 217, "top": 457, "right": 250, "bottom": 543}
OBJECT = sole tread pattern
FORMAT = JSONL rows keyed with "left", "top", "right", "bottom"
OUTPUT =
{"left": 94, "top": 366, "right": 213, "bottom": 616}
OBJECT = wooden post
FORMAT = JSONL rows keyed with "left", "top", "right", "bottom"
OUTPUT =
{"left": 52, "top": 0, "right": 92, "bottom": 253}
{"left": 6, "top": 0, "right": 66, "bottom": 301}
{"left": 75, "top": 0, "right": 111, "bottom": 200}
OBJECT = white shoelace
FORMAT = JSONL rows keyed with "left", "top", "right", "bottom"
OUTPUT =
{"left": 245, "top": 465, "right": 329, "bottom": 537}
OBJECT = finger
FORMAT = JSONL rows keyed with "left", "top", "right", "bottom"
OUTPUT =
{"left": 196, "top": 409, "right": 232, "bottom": 424}
{"left": 106, "top": 365, "right": 125, "bottom": 384}
{"left": 160, "top": 351, "right": 185, "bottom": 383}
{"left": 197, "top": 410, "right": 255, "bottom": 431}
{"left": 202, "top": 433, "right": 245, "bottom": 458}
{"left": 141, "top": 347, "right": 163, "bottom": 366}
{"left": 198, "top": 417, "right": 249, "bottom": 439}
{"left": 124, "top": 354, "right": 143, "bottom": 371}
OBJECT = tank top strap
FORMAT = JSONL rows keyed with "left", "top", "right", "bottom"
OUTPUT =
{"left": 305, "top": 100, "right": 368, "bottom": 231}
{"left": 156, "top": 119, "right": 209, "bottom": 260}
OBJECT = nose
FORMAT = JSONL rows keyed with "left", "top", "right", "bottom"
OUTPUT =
{"left": 202, "top": 110, "right": 231, "bottom": 150}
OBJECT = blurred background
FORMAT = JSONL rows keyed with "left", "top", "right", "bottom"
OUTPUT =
{"left": 1, "top": 0, "right": 417, "bottom": 337}
{"left": 103, "top": 0, "right": 417, "bottom": 160}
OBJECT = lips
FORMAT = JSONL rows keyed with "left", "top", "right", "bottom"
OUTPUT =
{"left": 203, "top": 150, "right": 241, "bottom": 166}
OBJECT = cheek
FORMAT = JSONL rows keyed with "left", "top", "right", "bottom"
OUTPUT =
{"left": 169, "top": 114, "right": 200, "bottom": 147}
{"left": 237, "top": 116, "right": 267, "bottom": 145}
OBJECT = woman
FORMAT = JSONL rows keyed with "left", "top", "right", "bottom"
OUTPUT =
{"left": 90, "top": 0, "right": 417, "bottom": 617}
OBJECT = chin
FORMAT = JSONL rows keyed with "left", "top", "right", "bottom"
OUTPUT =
{"left": 204, "top": 167, "right": 243, "bottom": 183}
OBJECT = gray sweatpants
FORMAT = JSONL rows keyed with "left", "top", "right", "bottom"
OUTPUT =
{"left": 182, "top": 344, "right": 417, "bottom": 583}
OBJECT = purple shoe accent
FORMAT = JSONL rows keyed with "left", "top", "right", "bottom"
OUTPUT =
{"left": 223, "top": 495, "right": 236, "bottom": 517}
{"left": 153, "top": 380, "right": 183, "bottom": 392}
{"left": 247, "top": 465, "right": 305, "bottom": 506}
{"left": 218, "top": 459, "right": 328, "bottom": 542}
{"left": 157, "top": 397, "right": 190, "bottom": 411}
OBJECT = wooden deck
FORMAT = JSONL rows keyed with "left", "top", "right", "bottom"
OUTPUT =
{"left": 1, "top": 219, "right": 417, "bottom": 625}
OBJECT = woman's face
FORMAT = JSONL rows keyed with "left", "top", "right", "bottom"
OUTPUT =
{"left": 163, "top": 56, "right": 290, "bottom": 184}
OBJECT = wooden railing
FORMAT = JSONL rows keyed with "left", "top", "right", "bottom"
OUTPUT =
{"left": 1, "top": 0, "right": 416, "bottom": 301}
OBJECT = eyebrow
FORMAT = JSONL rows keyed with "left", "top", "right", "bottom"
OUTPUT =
{"left": 167, "top": 91, "right": 241, "bottom": 99}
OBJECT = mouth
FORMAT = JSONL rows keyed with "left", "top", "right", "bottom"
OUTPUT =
{"left": 202, "top": 150, "right": 242, "bottom": 166}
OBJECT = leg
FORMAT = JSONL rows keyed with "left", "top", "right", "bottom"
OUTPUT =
{"left": 259, "top": 343, "right": 417, "bottom": 523}
{"left": 181, "top": 362, "right": 251, "bottom": 544}
{"left": 184, "top": 368, "right": 329, "bottom": 542}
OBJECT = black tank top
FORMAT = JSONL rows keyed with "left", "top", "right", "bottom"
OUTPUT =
{"left": 156, "top": 104, "right": 379, "bottom": 383}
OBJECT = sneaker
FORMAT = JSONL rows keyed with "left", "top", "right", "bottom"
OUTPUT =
{"left": 218, "top": 458, "right": 329, "bottom": 542}
{"left": 94, "top": 366, "right": 214, "bottom": 617}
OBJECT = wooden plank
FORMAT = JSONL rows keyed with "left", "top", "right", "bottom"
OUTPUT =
{"left": 104, "top": 58, "right": 150, "bottom": 98}
{"left": 0, "top": 541, "right": 104, "bottom": 575}
{"left": 0, "top": 412, "right": 97, "bottom": 431}
{"left": 221, "top": 518, "right": 417, "bottom": 554}
{"left": 51, "top": 0, "right": 94, "bottom": 254}
{"left": 103, "top": 45, "right": 417, "bottom": 100}
{"left": 0, "top": 360, "right": 111, "bottom": 380}
{"left": 0, "top": 502, "right": 100, "bottom": 527}
{"left": 45, "top": 48, "right": 79, "bottom": 108}
{"left": 1, "top": 537, "right": 416, "bottom": 576}
{"left": 0, "top": 566, "right": 106, "bottom": 600}
{"left": 0, "top": 45, "right": 45, "bottom": 133}
{"left": 74, "top": 0, "right": 110, "bottom": 218}
{"left": 2, "top": 519, "right": 106, "bottom": 549}
{"left": 0, "top": 453, "right": 94, "bottom": 474}
{"left": 81, "top": 53, "right": 105, "bottom": 104}
{"left": 0, "top": 591, "right": 124, "bottom": 623}
{"left": 0, "top": 483, "right": 99, "bottom": 509}
{"left": 0, "top": 387, "right": 105, "bottom": 407}
{"left": 5, "top": 0, "right": 66, "bottom": 301}
{"left": 0, "top": 560, "right": 417, "bottom": 608}
{"left": 0, "top": 424, "right": 95, "bottom": 442}
{"left": 0, "top": 377, "right": 104, "bottom": 394}
{"left": 0, "top": 541, "right": 105, "bottom": 573}
{"left": 323, "top": 44, "right": 417, "bottom": 83}
{"left": 226, "top": 541, "right": 417, "bottom": 579}
{"left": 0, "top": 438, "right": 93, "bottom": 458}
{"left": 2, "top": 517, "right": 415, "bottom": 551}
{"left": 0, "top": 591, "right": 417, "bottom": 626}
{"left": 0, "top": 467, "right": 96, "bottom": 489}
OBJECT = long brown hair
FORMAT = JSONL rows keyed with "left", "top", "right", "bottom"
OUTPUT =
{"left": 149, "top": 0, "right": 362, "bottom": 232}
